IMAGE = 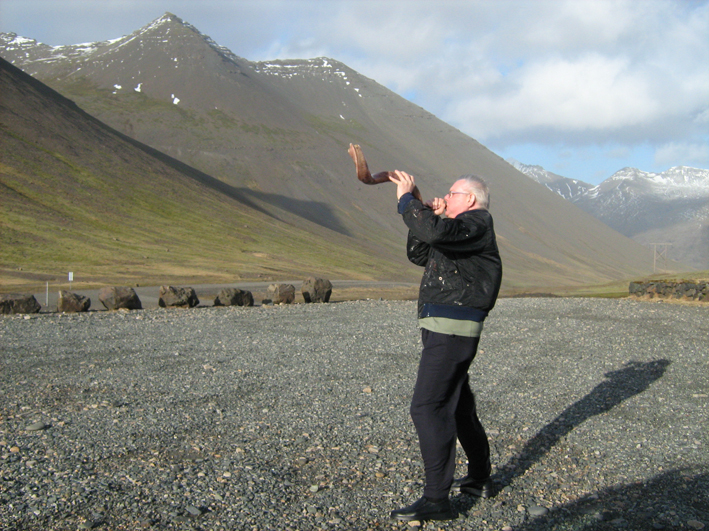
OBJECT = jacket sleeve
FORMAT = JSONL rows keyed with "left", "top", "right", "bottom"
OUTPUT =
{"left": 402, "top": 199, "right": 490, "bottom": 252}
{"left": 406, "top": 231, "right": 430, "bottom": 266}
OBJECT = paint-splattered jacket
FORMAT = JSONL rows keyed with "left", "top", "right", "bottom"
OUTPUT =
{"left": 398, "top": 193, "right": 503, "bottom": 322}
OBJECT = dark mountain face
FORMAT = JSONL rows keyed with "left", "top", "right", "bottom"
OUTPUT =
{"left": 1, "top": 13, "right": 659, "bottom": 289}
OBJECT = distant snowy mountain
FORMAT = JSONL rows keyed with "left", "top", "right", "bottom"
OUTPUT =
{"left": 573, "top": 166, "right": 709, "bottom": 269}
{"left": 574, "top": 166, "right": 709, "bottom": 232}
{"left": 585, "top": 166, "right": 709, "bottom": 202}
{"left": 514, "top": 160, "right": 709, "bottom": 269}
{"left": 508, "top": 159, "right": 592, "bottom": 200}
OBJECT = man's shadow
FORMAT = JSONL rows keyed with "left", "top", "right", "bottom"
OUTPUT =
{"left": 515, "top": 467, "right": 707, "bottom": 530}
{"left": 455, "top": 359, "right": 670, "bottom": 513}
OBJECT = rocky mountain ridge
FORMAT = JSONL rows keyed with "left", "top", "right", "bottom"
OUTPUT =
{"left": 513, "top": 162, "right": 709, "bottom": 269}
{"left": 507, "top": 159, "right": 592, "bottom": 200}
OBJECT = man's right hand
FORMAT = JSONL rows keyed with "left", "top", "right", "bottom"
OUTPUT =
{"left": 390, "top": 170, "right": 417, "bottom": 200}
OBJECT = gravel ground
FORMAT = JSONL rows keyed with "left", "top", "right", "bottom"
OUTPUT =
{"left": 1, "top": 297, "right": 707, "bottom": 531}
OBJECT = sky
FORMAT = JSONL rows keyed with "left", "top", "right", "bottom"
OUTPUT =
{"left": 1, "top": 0, "right": 708, "bottom": 185}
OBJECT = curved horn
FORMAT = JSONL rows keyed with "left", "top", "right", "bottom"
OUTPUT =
{"left": 348, "top": 143, "right": 422, "bottom": 201}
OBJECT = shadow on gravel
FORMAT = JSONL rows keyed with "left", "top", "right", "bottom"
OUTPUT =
{"left": 456, "top": 359, "right": 671, "bottom": 516}
{"left": 517, "top": 468, "right": 709, "bottom": 530}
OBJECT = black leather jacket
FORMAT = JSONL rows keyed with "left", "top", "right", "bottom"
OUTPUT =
{"left": 401, "top": 195, "right": 502, "bottom": 320}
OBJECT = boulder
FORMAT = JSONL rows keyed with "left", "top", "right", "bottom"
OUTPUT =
{"left": 267, "top": 283, "right": 295, "bottom": 305}
{"left": 98, "top": 286, "right": 142, "bottom": 310}
{"left": 158, "top": 286, "right": 199, "bottom": 308}
{"left": 214, "top": 288, "right": 254, "bottom": 307}
{"left": 301, "top": 277, "right": 333, "bottom": 303}
{"left": 0, "top": 294, "right": 41, "bottom": 314}
{"left": 57, "top": 290, "right": 91, "bottom": 313}
{"left": 628, "top": 282, "right": 643, "bottom": 295}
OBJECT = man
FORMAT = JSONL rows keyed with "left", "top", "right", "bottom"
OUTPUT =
{"left": 389, "top": 169, "right": 503, "bottom": 522}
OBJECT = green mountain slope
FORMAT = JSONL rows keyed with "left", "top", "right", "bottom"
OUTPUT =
{"left": 0, "top": 57, "right": 417, "bottom": 292}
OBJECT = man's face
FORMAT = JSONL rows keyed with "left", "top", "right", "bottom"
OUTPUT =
{"left": 444, "top": 179, "right": 474, "bottom": 218}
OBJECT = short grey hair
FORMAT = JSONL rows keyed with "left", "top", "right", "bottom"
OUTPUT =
{"left": 459, "top": 174, "right": 490, "bottom": 210}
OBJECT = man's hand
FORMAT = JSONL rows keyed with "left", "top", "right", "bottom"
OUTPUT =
{"left": 426, "top": 197, "right": 446, "bottom": 216}
{"left": 390, "top": 170, "right": 417, "bottom": 200}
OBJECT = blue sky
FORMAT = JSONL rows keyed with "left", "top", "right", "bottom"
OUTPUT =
{"left": 2, "top": 0, "right": 708, "bottom": 185}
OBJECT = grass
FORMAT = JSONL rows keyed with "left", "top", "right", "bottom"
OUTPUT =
{"left": 629, "top": 270, "right": 709, "bottom": 283}
{"left": 0, "top": 124, "right": 419, "bottom": 294}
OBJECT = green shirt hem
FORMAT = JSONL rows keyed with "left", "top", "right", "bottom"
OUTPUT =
{"left": 419, "top": 316, "right": 484, "bottom": 337}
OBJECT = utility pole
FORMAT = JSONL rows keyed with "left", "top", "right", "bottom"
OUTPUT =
{"left": 650, "top": 243, "right": 671, "bottom": 273}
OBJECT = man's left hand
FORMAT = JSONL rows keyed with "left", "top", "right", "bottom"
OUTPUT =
{"left": 426, "top": 197, "right": 446, "bottom": 216}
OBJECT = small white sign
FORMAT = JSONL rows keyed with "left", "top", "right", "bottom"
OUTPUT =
{"left": 68, "top": 272, "right": 74, "bottom": 282}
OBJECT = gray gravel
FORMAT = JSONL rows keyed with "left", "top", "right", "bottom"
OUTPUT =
{"left": 1, "top": 297, "right": 707, "bottom": 530}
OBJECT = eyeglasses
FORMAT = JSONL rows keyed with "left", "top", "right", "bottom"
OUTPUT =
{"left": 445, "top": 191, "right": 470, "bottom": 198}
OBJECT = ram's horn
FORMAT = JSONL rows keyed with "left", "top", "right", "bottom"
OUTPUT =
{"left": 348, "top": 143, "right": 422, "bottom": 201}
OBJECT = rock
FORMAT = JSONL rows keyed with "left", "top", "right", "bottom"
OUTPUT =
{"left": 529, "top": 505, "right": 549, "bottom": 516}
{"left": 57, "top": 290, "right": 91, "bottom": 313}
{"left": 214, "top": 288, "right": 253, "bottom": 307}
{"left": 25, "top": 421, "right": 49, "bottom": 431}
{"left": 78, "top": 519, "right": 104, "bottom": 530}
{"left": 267, "top": 283, "right": 295, "bottom": 304}
{"left": 301, "top": 277, "right": 332, "bottom": 303}
{"left": 158, "top": 286, "right": 199, "bottom": 308}
{"left": 0, "top": 294, "right": 41, "bottom": 314}
{"left": 628, "top": 282, "right": 643, "bottom": 295}
{"left": 185, "top": 505, "right": 202, "bottom": 516}
{"left": 98, "top": 286, "right": 142, "bottom": 310}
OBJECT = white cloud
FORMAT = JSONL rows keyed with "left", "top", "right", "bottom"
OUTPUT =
{"left": 695, "top": 108, "right": 709, "bottom": 124}
{"left": 655, "top": 142, "right": 709, "bottom": 167}
{"left": 448, "top": 54, "right": 660, "bottom": 139}
{"left": 290, "top": 0, "right": 709, "bottom": 155}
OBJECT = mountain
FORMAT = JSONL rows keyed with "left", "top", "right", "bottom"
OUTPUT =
{"left": 513, "top": 160, "right": 709, "bottom": 269}
{"left": 0, "top": 13, "right": 659, "bottom": 291}
{"left": 573, "top": 167, "right": 709, "bottom": 269}
{"left": 0, "top": 56, "right": 412, "bottom": 290}
{"left": 508, "top": 159, "right": 592, "bottom": 200}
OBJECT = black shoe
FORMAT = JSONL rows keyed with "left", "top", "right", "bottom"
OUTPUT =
{"left": 451, "top": 476, "right": 495, "bottom": 498}
{"left": 390, "top": 496, "right": 455, "bottom": 521}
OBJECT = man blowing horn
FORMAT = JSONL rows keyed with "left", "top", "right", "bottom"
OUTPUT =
{"left": 388, "top": 169, "right": 503, "bottom": 522}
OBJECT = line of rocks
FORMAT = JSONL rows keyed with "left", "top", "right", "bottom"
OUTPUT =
{"left": 629, "top": 280, "right": 709, "bottom": 302}
{"left": 0, "top": 277, "right": 333, "bottom": 315}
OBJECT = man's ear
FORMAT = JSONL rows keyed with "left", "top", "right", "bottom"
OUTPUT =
{"left": 468, "top": 193, "right": 477, "bottom": 208}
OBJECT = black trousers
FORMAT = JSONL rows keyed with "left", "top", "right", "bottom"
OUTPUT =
{"left": 410, "top": 328, "right": 491, "bottom": 499}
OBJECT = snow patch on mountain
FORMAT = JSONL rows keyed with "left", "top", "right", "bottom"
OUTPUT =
{"left": 254, "top": 57, "right": 363, "bottom": 95}
{"left": 600, "top": 166, "right": 709, "bottom": 199}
